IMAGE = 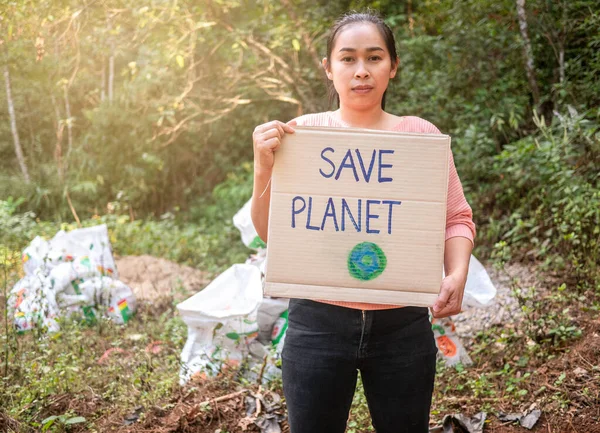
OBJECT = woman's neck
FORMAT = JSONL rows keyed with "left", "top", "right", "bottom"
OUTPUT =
{"left": 336, "top": 104, "right": 389, "bottom": 129}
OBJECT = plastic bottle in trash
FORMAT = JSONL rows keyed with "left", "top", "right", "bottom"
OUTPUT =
{"left": 271, "top": 310, "right": 288, "bottom": 348}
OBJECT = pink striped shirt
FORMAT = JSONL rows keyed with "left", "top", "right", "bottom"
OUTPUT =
{"left": 289, "top": 111, "right": 476, "bottom": 310}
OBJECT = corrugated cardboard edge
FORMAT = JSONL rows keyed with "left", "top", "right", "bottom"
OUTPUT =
{"left": 264, "top": 282, "right": 439, "bottom": 307}
{"left": 284, "top": 125, "right": 451, "bottom": 139}
{"left": 264, "top": 126, "right": 451, "bottom": 307}
{"left": 441, "top": 135, "right": 450, "bottom": 279}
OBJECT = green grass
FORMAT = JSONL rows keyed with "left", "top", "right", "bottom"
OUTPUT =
{"left": 0, "top": 298, "right": 187, "bottom": 431}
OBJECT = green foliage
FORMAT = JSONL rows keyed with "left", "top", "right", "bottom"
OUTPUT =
{"left": 484, "top": 108, "right": 600, "bottom": 286}
{"left": 0, "top": 0, "right": 331, "bottom": 219}
{"left": 41, "top": 414, "right": 86, "bottom": 432}
{"left": 0, "top": 197, "right": 38, "bottom": 246}
{"left": 0, "top": 309, "right": 187, "bottom": 429}
{"left": 347, "top": 374, "right": 375, "bottom": 433}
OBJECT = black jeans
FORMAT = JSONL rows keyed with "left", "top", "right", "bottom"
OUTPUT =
{"left": 282, "top": 299, "right": 437, "bottom": 433}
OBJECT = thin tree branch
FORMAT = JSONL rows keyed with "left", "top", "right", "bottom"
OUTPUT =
{"left": 4, "top": 65, "right": 30, "bottom": 183}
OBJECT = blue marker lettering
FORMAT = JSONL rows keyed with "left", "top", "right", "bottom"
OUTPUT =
{"left": 320, "top": 197, "right": 339, "bottom": 231}
{"left": 291, "top": 196, "right": 306, "bottom": 228}
{"left": 366, "top": 200, "right": 381, "bottom": 234}
{"left": 319, "top": 147, "right": 335, "bottom": 178}
{"left": 335, "top": 149, "right": 359, "bottom": 182}
{"left": 378, "top": 149, "right": 394, "bottom": 183}
{"left": 341, "top": 198, "right": 361, "bottom": 232}
{"left": 356, "top": 149, "right": 377, "bottom": 183}
{"left": 381, "top": 200, "right": 401, "bottom": 234}
{"left": 306, "top": 197, "right": 320, "bottom": 231}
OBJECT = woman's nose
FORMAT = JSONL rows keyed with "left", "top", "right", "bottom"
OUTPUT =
{"left": 354, "top": 62, "right": 369, "bottom": 78}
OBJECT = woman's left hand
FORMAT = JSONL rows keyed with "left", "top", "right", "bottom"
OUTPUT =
{"left": 431, "top": 274, "right": 466, "bottom": 318}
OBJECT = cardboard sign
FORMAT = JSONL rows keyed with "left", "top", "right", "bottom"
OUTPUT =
{"left": 264, "top": 126, "right": 450, "bottom": 307}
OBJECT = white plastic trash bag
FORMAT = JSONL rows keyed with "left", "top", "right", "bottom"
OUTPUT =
{"left": 21, "top": 236, "right": 50, "bottom": 276}
{"left": 432, "top": 317, "right": 473, "bottom": 367}
{"left": 257, "top": 297, "right": 289, "bottom": 344}
{"left": 444, "top": 255, "right": 496, "bottom": 309}
{"left": 462, "top": 255, "right": 497, "bottom": 308}
{"left": 10, "top": 225, "right": 134, "bottom": 332}
{"left": 48, "top": 225, "right": 119, "bottom": 278}
{"left": 11, "top": 274, "right": 61, "bottom": 332}
{"left": 177, "top": 264, "right": 263, "bottom": 384}
{"left": 233, "top": 199, "right": 266, "bottom": 250}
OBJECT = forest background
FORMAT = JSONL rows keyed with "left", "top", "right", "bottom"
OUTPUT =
{"left": 1, "top": 0, "right": 599, "bottom": 431}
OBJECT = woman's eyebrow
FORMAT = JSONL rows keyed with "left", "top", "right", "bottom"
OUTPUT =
{"left": 338, "top": 47, "right": 385, "bottom": 53}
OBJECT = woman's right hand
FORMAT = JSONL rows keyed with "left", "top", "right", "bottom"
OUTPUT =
{"left": 253, "top": 120, "right": 296, "bottom": 173}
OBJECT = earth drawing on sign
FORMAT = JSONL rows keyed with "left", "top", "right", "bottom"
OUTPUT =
{"left": 347, "top": 242, "right": 387, "bottom": 281}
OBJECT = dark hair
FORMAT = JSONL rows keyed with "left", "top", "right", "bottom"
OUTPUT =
{"left": 324, "top": 11, "right": 398, "bottom": 109}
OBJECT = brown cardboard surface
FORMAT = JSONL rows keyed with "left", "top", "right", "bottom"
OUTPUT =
{"left": 264, "top": 126, "right": 450, "bottom": 307}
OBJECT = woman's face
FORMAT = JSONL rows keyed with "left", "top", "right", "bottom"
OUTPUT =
{"left": 324, "top": 22, "right": 398, "bottom": 110}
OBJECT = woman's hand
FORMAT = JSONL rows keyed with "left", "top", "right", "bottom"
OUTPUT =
{"left": 253, "top": 120, "right": 297, "bottom": 173}
{"left": 431, "top": 273, "right": 466, "bottom": 318}
{"left": 432, "top": 236, "right": 472, "bottom": 318}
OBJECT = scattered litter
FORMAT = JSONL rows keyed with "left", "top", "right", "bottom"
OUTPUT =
{"left": 145, "top": 340, "right": 165, "bottom": 354}
{"left": 430, "top": 412, "right": 486, "bottom": 433}
{"left": 122, "top": 406, "right": 144, "bottom": 425}
{"left": 234, "top": 199, "right": 267, "bottom": 250}
{"left": 460, "top": 255, "right": 497, "bottom": 309}
{"left": 498, "top": 407, "right": 542, "bottom": 430}
{"left": 520, "top": 409, "right": 541, "bottom": 429}
{"left": 254, "top": 413, "right": 284, "bottom": 433}
{"left": 97, "top": 347, "right": 131, "bottom": 364}
{"left": 432, "top": 317, "right": 473, "bottom": 366}
{"left": 257, "top": 297, "right": 289, "bottom": 347}
{"left": 242, "top": 390, "right": 285, "bottom": 433}
{"left": 127, "top": 333, "right": 144, "bottom": 341}
{"left": 177, "top": 203, "right": 290, "bottom": 386}
{"left": 177, "top": 264, "right": 263, "bottom": 384}
{"left": 9, "top": 225, "right": 136, "bottom": 332}
{"left": 497, "top": 413, "right": 521, "bottom": 422}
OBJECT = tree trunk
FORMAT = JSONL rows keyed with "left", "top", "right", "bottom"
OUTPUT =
{"left": 516, "top": 0, "right": 540, "bottom": 106}
{"left": 559, "top": 43, "right": 565, "bottom": 84}
{"left": 108, "top": 51, "right": 114, "bottom": 102}
{"left": 51, "top": 93, "right": 65, "bottom": 181}
{"left": 558, "top": 3, "right": 566, "bottom": 84}
{"left": 4, "top": 65, "right": 30, "bottom": 184}
{"left": 64, "top": 85, "right": 73, "bottom": 155}
{"left": 108, "top": 17, "right": 115, "bottom": 103}
{"left": 407, "top": 0, "right": 414, "bottom": 37}
{"left": 101, "top": 56, "right": 106, "bottom": 101}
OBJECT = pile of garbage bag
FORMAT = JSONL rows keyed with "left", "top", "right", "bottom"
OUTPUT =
{"left": 9, "top": 225, "right": 136, "bottom": 332}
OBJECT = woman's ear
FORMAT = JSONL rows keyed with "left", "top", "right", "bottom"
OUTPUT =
{"left": 322, "top": 57, "right": 333, "bottom": 80}
{"left": 390, "top": 57, "right": 399, "bottom": 79}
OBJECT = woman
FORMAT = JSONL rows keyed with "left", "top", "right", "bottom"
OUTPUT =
{"left": 251, "top": 11, "right": 475, "bottom": 433}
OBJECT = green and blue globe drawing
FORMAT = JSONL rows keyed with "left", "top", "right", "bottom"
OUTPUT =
{"left": 347, "top": 242, "right": 387, "bottom": 281}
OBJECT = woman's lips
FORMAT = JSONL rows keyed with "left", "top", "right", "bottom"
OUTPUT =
{"left": 352, "top": 85, "right": 374, "bottom": 94}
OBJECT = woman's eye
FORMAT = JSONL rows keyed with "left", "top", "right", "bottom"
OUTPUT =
{"left": 341, "top": 57, "right": 354, "bottom": 62}
{"left": 369, "top": 56, "right": 382, "bottom": 61}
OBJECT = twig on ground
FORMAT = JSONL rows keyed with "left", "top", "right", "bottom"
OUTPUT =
{"left": 257, "top": 354, "right": 268, "bottom": 385}
{"left": 199, "top": 389, "right": 249, "bottom": 406}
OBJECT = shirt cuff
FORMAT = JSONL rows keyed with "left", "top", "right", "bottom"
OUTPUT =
{"left": 445, "top": 224, "right": 475, "bottom": 245}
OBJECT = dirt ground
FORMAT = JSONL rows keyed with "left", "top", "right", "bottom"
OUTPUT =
{"left": 109, "top": 258, "right": 599, "bottom": 432}
{"left": 115, "top": 255, "right": 210, "bottom": 303}
{"left": 107, "top": 259, "right": 600, "bottom": 432}
{"left": 4, "top": 257, "right": 597, "bottom": 433}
